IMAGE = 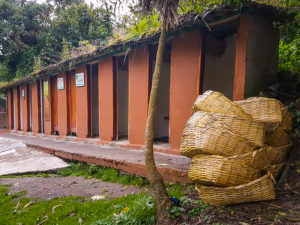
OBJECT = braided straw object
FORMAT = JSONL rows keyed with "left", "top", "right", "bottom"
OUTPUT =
{"left": 189, "top": 155, "right": 260, "bottom": 186}
{"left": 267, "top": 163, "right": 286, "bottom": 178}
{"left": 207, "top": 112, "right": 265, "bottom": 146}
{"left": 279, "top": 105, "right": 293, "bottom": 131}
{"left": 265, "top": 128, "right": 291, "bottom": 147}
{"left": 195, "top": 173, "right": 276, "bottom": 206}
{"left": 180, "top": 112, "right": 258, "bottom": 158}
{"left": 192, "top": 91, "right": 252, "bottom": 119}
{"left": 266, "top": 144, "right": 291, "bottom": 164}
{"left": 235, "top": 97, "right": 282, "bottom": 130}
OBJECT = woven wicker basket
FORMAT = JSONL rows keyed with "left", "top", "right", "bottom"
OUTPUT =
{"left": 192, "top": 91, "right": 252, "bottom": 119}
{"left": 265, "top": 128, "right": 290, "bottom": 147}
{"left": 189, "top": 155, "right": 260, "bottom": 186}
{"left": 235, "top": 97, "right": 282, "bottom": 130}
{"left": 180, "top": 125, "right": 257, "bottom": 158}
{"left": 210, "top": 112, "right": 265, "bottom": 147}
{"left": 185, "top": 111, "right": 265, "bottom": 147}
{"left": 266, "top": 144, "right": 291, "bottom": 164}
{"left": 195, "top": 173, "right": 276, "bottom": 206}
{"left": 267, "top": 163, "right": 286, "bottom": 179}
{"left": 279, "top": 105, "right": 293, "bottom": 131}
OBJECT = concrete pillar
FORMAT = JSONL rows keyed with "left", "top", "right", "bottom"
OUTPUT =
{"left": 20, "top": 85, "right": 30, "bottom": 132}
{"left": 128, "top": 46, "right": 150, "bottom": 145}
{"left": 75, "top": 66, "right": 89, "bottom": 139}
{"left": 57, "top": 72, "right": 69, "bottom": 136}
{"left": 233, "top": 14, "right": 249, "bottom": 101}
{"left": 13, "top": 87, "right": 20, "bottom": 131}
{"left": 7, "top": 89, "right": 14, "bottom": 130}
{"left": 169, "top": 30, "right": 203, "bottom": 149}
{"left": 98, "top": 57, "right": 115, "bottom": 141}
{"left": 31, "top": 81, "right": 40, "bottom": 134}
{"left": 43, "top": 77, "right": 52, "bottom": 135}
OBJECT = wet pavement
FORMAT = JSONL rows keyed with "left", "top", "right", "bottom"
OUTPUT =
{"left": 0, "top": 132, "right": 190, "bottom": 183}
{"left": 0, "top": 136, "right": 69, "bottom": 176}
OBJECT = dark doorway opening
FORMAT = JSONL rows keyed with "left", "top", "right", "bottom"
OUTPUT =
{"left": 89, "top": 64, "right": 99, "bottom": 137}
{"left": 150, "top": 45, "right": 171, "bottom": 143}
{"left": 116, "top": 56, "right": 129, "bottom": 140}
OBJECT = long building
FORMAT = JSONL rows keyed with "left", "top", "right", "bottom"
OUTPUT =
{"left": 3, "top": 4, "right": 287, "bottom": 154}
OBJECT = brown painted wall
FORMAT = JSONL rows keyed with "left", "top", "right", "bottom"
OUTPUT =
{"left": 13, "top": 87, "right": 20, "bottom": 131}
{"left": 128, "top": 46, "right": 149, "bottom": 145}
{"left": 98, "top": 57, "right": 115, "bottom": 141}
{"left": 31, "top": 81, "right": 40, "bottom": 134}
{"left": 7, "top": 89, "right": 14, "bottom": 130}
{"left": 233, "top": 15, "right": 248, "bottom": 101}
{"left": 75, "top": 66, "right": 89, "bottom": 138}
{"left": 169, "top": 30, "right": 203, "bottom": 149}
{"left": 20, "top": 85, "right": 30, "bottom": 132}
{"left": 57, "top": 72, "right": 68, "bottom": 136}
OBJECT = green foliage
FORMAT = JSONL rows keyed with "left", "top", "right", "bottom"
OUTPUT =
{"left": 0, "top": 0, "right": 113, "bottom": 81}
{"left": 0, "top": 184, "right": 153, "bottom": 225}
{"left": 278, "top": 13, "right": 300, "bottom": 75}
{"left": 179, "top": 0, "right": 251, "bottom": 15}
{"left": 61, "top": 38, "right": 72, "bottom": 60}
{"left": 58, "top": 162, "right": 149, "bottom": 187}
{"left": 93, "top": 195, "right": 156, "bottom": 225}
{"left": 125, "top": 11, "right": 161, "bottom": 38}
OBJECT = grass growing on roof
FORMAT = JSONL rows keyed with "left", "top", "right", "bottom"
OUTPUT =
{"left": 0, "top": 184, "right": 155, "bottom": 225}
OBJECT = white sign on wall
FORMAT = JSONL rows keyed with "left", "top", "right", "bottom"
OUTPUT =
{"left": 76, "top": 73, "right": 85, "bottom": 87}
{"left": 21, "top": 89, "right": 25, "bottom": 99}
{"left": 57, "top": 77, "right": 64, "bottom": 90}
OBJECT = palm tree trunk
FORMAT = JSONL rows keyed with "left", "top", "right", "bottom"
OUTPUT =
{"left": 144, "top": 22, "right": 172, "bottom": 225}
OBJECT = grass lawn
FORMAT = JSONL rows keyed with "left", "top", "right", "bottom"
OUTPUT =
{"left": 0, "top": 184, "right": 156, "bottom": 225}
{"left": 0, "top": 162, "right": 194, "bottom": 225}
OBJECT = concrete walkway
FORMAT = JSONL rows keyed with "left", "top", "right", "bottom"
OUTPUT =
{"left": 0, "top": 136, "right": 69, "bottom": 176}
{"left": 0, "top": 133, "right": 190, "bottom": 183}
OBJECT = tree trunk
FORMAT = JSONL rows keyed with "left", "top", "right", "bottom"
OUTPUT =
{"left": 144, "top": 23, "right": 172, "bottom": 225}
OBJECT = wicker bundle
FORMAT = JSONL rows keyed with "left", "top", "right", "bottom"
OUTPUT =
{"left": 195, "top": 173, "right": 275, "bottom": 206}
{"left": 192, "top": 91, "right": 252, "bottom": 119}
{"left": 209, "top": 113, "right": 265, "bottom": 147}
{"left": 235, "top": 97, "right": 282, "bottom": 130}
{"left": 180, "top": 125, "right": 257, "bottom": 158}
{"left": 189, "top": 155, "right": 260, "bottom": 186}
{"left": 185, "top": 111, "right": 265, "bottom": 147}
{"left": 265, "top": 128, "right": 291, "bottom": 147}
{"left": 182, "top": 93, "right": 292, "bottom": 206}
{"left": 266, "top": 163, "right": 286, "bottom": 178}
{"left": 279, "top": 105, "right": 293, "bottom": 131}
{"left": 266, "top": 144, "right": 291, "bottom": 165}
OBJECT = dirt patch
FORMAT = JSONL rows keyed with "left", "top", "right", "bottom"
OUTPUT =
{"left": 0, "top": 176, "right": 144, "bottom": 200}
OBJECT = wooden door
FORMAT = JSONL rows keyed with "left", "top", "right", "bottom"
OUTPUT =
{"left": 51, "top": 76, "right": 58, "bottom": 132}
{"left": 68, "top": 71, "right": 77, "bottom": 133}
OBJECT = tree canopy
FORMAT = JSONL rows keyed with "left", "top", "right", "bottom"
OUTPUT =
{"left": 0, "top": 0, "right": 113, "bottom": 81}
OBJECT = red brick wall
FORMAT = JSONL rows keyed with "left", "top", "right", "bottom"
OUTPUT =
{"left": 31, "top": 81, "right": 40, "bottom": 134}
{"left": 75, "top": 66, "right": 89, "bottom": 138}
{"left": 98, "top": 57, "right": 115, "bottom": 141}
{"left": 128, "top": 46, "right": 150, "bottom": 145}
{"left": 169, "top": 30, "right": 203, "bottom": 149}
{"left": 57, "top": 72, "right": 68, "bottom": 136}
